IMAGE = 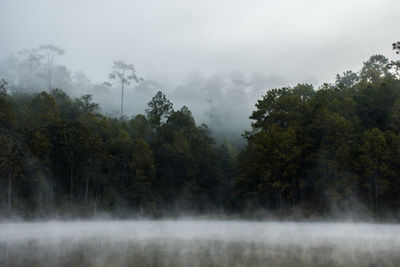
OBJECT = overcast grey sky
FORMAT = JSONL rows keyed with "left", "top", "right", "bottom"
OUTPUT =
{"left": 0, "top": 0, "right": 399, "bottom": 86}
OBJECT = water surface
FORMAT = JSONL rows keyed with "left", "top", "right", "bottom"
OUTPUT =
{"left": 1, "top": 220, "right": 399, "bottom": 266}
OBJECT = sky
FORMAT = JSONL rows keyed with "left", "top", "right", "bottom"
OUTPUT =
{"left": 1, "top": 0, "right": 399, "bottom": 87}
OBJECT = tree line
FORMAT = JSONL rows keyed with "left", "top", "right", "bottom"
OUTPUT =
{"left": 237, "top": 47, "right": 400, "bottom": 218}
{"left": 1, "top": 43, "right": 400, "bottom": 219}
{"left": 0, "top": 84, "right": 237, "bottom": 217}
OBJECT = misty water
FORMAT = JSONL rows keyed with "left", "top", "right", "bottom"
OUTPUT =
{"left": 1, "top": 220, "right": 400, "bottom": 267}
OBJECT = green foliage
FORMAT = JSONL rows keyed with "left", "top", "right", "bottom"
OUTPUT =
{"left": 146, "top": 91, "right": 174, "bottom": 128}
{"left": 336, "top": 71, "right": 359, "bottom": 87}
{"left": 237, "top": 50, "right": 400, "bottom": 215}
{"left": 128, "top": 114, "right": 151, "bottom": 140}
{"left": 128, "top": 138, "right": 156, "bottom": 208}
{"left": 360, "top": 55, "right": 391, "bottom": 83}
{"left": 0, "top": 79, "right": 8, "bottom": 96}
{"left": 0, "top": 89, "right": 235, "bottom": 216}
{"left": 0, "top": 97, "right": 13, "bottom": 129}
{"left": 30, "top": 92, "right": 60, "bottom": 126}
{"left": 2, "top": 46, "right": 400, "bottom": 218}
{"left": 388, "top": 42, "right": 400, "bottom": 78}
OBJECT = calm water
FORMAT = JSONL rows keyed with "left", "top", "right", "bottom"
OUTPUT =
{"left": 1, "top": 220, "right": 399, "bottom": 266}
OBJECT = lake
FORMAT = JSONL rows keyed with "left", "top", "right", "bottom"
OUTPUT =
{"left": 1, "top": 220, "right": 399, "bottom": 266}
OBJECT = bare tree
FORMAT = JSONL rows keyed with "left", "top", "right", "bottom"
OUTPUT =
{"left": 104, "top": 61, "right": 143, "bottom": 118}
{"left": 38, "top": 45, "right": 64, "bottom": 92}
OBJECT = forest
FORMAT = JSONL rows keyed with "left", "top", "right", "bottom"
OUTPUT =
{"left": 1, "top": 42, "right": 400, "bottom": 219}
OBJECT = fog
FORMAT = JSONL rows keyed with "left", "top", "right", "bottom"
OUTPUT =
{"left": 1, "top": 2, "right": 400, "bottom": 264}
{"left": 1, "top": 0, "right": 398, "bottom": 83}
{"left": 1, "top": 0, "right": 399, "bottom": 143}
{"left": 1, "top": 220, "right": 400, "bottom": 266}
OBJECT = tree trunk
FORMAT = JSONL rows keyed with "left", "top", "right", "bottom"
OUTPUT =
{"left": 276, "top": 190, "right": 280, "bottom": 210}
{"left": 274, "top": 168, "right": 279, "bottom": 210}
{"left": 166, "top": 164, "right": 174, "bottom": 200}
{"left": 369, "top": 174, "right": 372, "bottom": 211}
{"left": 48, "top": 60, "right": 51, "bottom": 91}
{"left": 94, "top": 194, "right": 98, "bottom": 215}
{"left": 292, "top": 174, "right": 296, "bottom": 213}
{"left": 277, "top": 170, "right": 281, "bottom": 210}
{"left": 85, "top": 174, "right": 90, "bottom": 203}
{"left": 70, "top": 163, "right": 74, "bottom": 200}
{"left": 48, "top": 68, "right": 51, "bottom": 92}
{"left": 8, "top": 166, "right": 12, "bottom": 214}
{"left": 375, "top": 167, "right": 379, "bottom": 216}
{"left": 94, "top": 184, "right": 100, "bottom": 216}
{"left": 28, "top": 66, "right": 33, "bottom": 88}
{"left": 120, "top": 81, "right": 124, "bottom": 118}
{"left": 48, "top": 54, "right": 53, "bottom": 92}
{"left": 252, "top": 183, "right": 259, "bottom": 209}
{"left": 265, "top": 185, "right": 269, "bottom": 209}
{"left": 49, "top": 180, "right": 53, "bottom": 210}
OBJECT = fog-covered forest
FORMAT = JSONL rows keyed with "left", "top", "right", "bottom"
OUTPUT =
{"left": 3, "top": 1, "right": 400, "bottom": 266}
{"left": 0, "top": 42, "right": 400, "bottom": 219}
{"left": 0, "top": 45, "right": 285, "bottom": 146}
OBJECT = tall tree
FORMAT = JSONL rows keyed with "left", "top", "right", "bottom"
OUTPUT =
{"left": 38, "top": 45, "right": 65, "bottom": 92}
{"left": 360, "top": 55, "right": 390, "bottom": 83}
{"left": 104, "top": 61, "right": 143, "bottom": 118}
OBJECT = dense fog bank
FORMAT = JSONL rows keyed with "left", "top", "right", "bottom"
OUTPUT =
{"left": 1, "top": 220, "right": 400, "bottom": 267}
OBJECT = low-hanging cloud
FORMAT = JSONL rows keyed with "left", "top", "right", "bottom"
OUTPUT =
{"left": 0, "top": 0, "right": 398, "bottom": 84}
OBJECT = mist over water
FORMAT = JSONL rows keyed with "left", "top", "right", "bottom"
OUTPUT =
{"left": 1, "top": 220, "right": 400, "bottom": 267}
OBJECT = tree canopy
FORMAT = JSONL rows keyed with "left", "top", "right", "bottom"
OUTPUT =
{"left": 1, "top": 45, "right": 400, "bottom": 219}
